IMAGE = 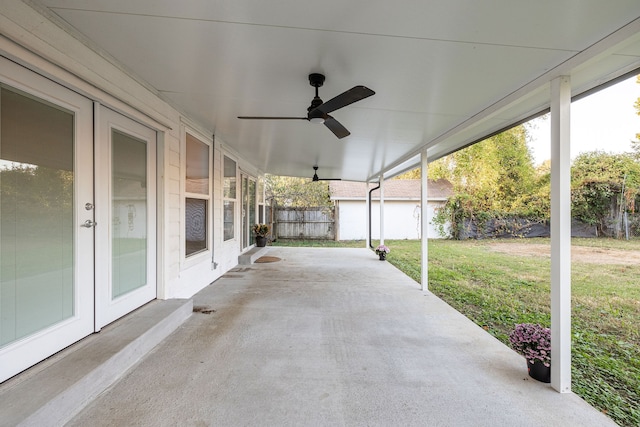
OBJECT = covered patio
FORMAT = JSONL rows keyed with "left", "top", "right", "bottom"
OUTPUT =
{"left": 64, "top": 247, "right": 610, "bottom": 426}
{"left": 1, "top": 0, "right": 640, "bottom": 419}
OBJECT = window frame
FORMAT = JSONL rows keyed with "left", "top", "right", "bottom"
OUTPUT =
{"left": 240, "top": 172, "right": 258, "bottom": 249}
{"left": 257, "top": 176, "right": 265, "bottom": 224}
{"left": 223, "top": 154, "right": 237, "bottom": 242}
{"left": 183, "top": 130, "right": 212, "bottom": 260}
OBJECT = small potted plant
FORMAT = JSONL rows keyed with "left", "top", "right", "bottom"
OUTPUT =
{"left": 509, "top": 323, "right": 551, "bottom": 383}
{"left": 375, "top": 244, "right": 390, "bottom": 261}
{"left": 252, "top": 223, "right": 270, "bottom": 247}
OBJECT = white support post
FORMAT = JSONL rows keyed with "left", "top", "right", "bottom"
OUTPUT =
{"left": 379, "top": 174, "right": 385, "bottom": 246}
{"left": 420, "top": 149, "right": 429, "bottom": 293}
{"left": 365, "top": 184, "right": 371, "bottom": 249}
{"left": 550, "top": 76, "right": 572, "bottom": 393}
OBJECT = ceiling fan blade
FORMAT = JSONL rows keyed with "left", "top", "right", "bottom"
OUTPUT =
{"left": 324, "top": 115, "right": 350, "bottom": 139}
{"left": 316, "top": 86, "right": 375, "bottom": 114}
{"left": 312, "top": 174, "right": 341, "bottom": 182}
{"left": 312, "top": 166, "right": 342, "bottom": 181}
{"left": 310, "top": 178, "right": 341, "bottom": 182}
{"left": 238, "top": 116, "right": 309, "bottom": 120}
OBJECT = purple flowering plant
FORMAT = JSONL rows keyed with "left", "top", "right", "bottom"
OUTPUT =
{"left": 509, "top": 323, "right": 551, "bottom": 367}
{"left": 375, "top": 244, "right": 390, "bottom": 255}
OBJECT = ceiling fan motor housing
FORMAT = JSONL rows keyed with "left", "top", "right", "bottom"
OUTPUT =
{"left": 308, "top": 74, "right": 326, "bottom": 123}
{"left": 308, "top": 73, "right": 325, "bottom": 87}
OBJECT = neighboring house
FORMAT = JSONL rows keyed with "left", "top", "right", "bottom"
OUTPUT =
{"left": 330, "top": 180, "right": 453, "bottom": 240}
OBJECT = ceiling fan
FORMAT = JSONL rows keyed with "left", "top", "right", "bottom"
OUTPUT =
{"left": 312, "top": 166, "right": 341, "bottom": 182}
{"left": 238, "top": 73, "right": 374, "bottom": 139}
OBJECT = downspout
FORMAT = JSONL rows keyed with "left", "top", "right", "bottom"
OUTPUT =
{"left": 211, "top": 134, "right": 217, "bottom": 269}
{"left": 368, "top": 182, "right": 380, "bottom": 248}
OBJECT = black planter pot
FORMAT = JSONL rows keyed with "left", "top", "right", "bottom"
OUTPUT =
{"left": 527, "top": 359, "right": 551, "bottom": 383}
{"left": 378, "top": 252, "right": 387, "bottom": 261}
{"left": 255, "top": 236, "right": 267, "bottom": 247}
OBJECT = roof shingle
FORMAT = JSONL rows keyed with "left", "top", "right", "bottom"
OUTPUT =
{"left": 329, "top": 179, "right": 452, "bottom": 200}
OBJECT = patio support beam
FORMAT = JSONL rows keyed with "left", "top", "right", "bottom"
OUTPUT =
{"left": 550, "top": 76, "right": 572, "bottom": 393}
{"left": 379, "top": 174, "right": 385, "bottom": 246}
{"left": 421, "top": 149, "right": 429, "bottom": 292}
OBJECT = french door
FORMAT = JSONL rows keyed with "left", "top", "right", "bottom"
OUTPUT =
{"left": 0, "top": 58, "right": 94, "bottom": 382}
{"left": 0, "top": 58, "right": 157, "bottom": 382}
{"left": 241, "top": 174, "right": 256, "bottom": 250}
{"left": 95, "top": 106, "right": 156, "bottom": 329}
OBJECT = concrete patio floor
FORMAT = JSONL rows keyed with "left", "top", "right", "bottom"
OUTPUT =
{"left": 67, "top": 247, "right": 613, "bottom": 426}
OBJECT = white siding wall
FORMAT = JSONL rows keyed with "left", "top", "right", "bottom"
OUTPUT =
{"left": 165, "top": 132, "right": 183, "bottom": 298}
{"left": 337, "top": 200, "right": 446, "bottom": 240}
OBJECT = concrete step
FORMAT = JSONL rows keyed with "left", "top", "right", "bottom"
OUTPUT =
{"left": 238, "top": 246, "right": 270, "bottom": 265}
{"left": 0, "top": 299, "right": 193, "bottom": 427}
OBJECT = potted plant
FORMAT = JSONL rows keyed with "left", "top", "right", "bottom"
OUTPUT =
{"left": 509, "top": 323, "right": 551, "bottom": 383}
{"left": 375, "top": 244, "right": 390, "bottom": 261}
{"left": 252, "top": 223, "right": 270, "bottom": 247}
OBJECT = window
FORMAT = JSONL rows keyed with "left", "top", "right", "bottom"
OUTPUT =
{"left": 240, "top": 174, "right": 257, "bottom": 249}
{"left": 223, "top": 155, "right": 236, "bottom": 241}
{"left": 185, "top": 133, "right": 209, "bottom": 256}
{"left": 257, "top": 177, "right": 265, "bottom": 223}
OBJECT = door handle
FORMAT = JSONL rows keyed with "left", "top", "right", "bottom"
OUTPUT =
{"left": 81, "top": 220, "right": 97, "bottom": 228}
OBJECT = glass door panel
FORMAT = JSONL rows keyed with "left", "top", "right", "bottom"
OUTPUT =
{"left": 112, "top": 130, "right": 148, "bottom": 298}
{"left": 0, "top": 85, "right": 75, "bottom": 345}
{"left": 249, "top": 179, "right": 256, "bottom": 246}
{"left": 240, "top": 175, "right": 257, "bottom": 248}
{"left": 241, "top": 175, "right": 248, "bottom": 249}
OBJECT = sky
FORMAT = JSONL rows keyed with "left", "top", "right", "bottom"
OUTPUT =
{"left": 526, "top": 75, "right": 640, "bottom": 165}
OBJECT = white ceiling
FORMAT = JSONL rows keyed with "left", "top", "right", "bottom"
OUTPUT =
{"left": 34, "top": 0, "right": 640, "bottom": 181}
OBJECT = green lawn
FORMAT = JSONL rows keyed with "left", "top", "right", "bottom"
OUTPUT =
{"left": 272, "top": 238, "right": 640, "bottom": 426}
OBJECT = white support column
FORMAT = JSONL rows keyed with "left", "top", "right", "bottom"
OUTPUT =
{"left": 365, "top": 184, "right": 371, "bottom": 249}
{"left": 420, "top": 149, "right": 429, "bottom": 293}
{"left": 550, "top": 76, "right": 572, "bottom": 393}
{"left": 379, "top": 174, "right": 385, "bottom": 246}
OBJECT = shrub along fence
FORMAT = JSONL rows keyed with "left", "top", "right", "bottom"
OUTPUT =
{"left": 453, "top": 214, "right": 640, "bottom": 239}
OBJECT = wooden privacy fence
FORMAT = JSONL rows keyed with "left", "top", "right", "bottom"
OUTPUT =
{"left": 273, "top": 207, "right": 335, "bottom": 240}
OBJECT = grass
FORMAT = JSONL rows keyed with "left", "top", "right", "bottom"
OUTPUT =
{"left": 272, "top": 238, "right": 640, "bottom": 426}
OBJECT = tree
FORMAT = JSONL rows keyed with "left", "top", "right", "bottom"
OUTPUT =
{"left": 0, "top": 164, "right": 73, "bottom": 221}
{"left": 632, "top": 75, "right": 640, "bottom": 156}
{"left": 265, "top": 174, "right": 331, "bottom": 207}
{"left": 571, "top": 151, "right": 640, "bottom": 236}
{"left": 424, "top": 126, "right": 548, "bottom": 238}
{"left": 429, "top": 125, "right": 540, "bottom": 216}
{"left": 395, "top": 168, "right": 420, "bottom": 180}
